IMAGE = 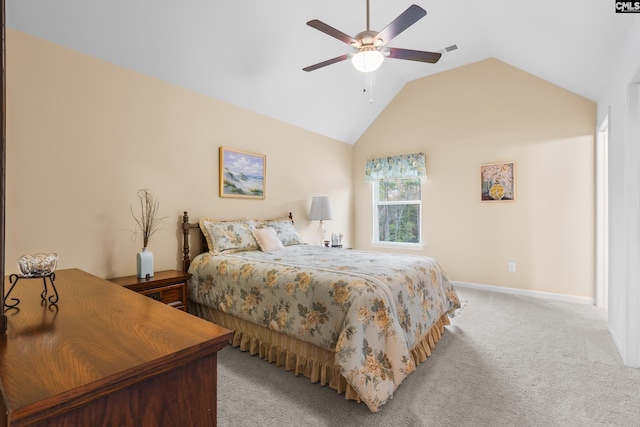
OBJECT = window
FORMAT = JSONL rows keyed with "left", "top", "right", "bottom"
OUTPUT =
{"left": 373, "top": 178, "right": 422, "bottom": 246}
{"left": 366, "top": 152, "right": 426, "bottom": 247}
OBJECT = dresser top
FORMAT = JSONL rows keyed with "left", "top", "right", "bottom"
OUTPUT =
{"left": 0, "top": 268, "right": 233, "bottom": 423}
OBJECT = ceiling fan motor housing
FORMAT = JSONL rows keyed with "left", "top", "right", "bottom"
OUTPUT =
{"left": 353, "top": 30, "right": 384, "bottom": 48}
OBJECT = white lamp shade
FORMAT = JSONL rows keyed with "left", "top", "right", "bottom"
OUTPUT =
{"left": 351, "top": 50, "right": 384, "bottom": 73}
{"left": 309, "top": 197, "right": 333, "bottom": 221}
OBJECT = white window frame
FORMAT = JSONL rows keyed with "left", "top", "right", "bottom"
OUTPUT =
{"left": 372, "top": 179, "right": 424, "bottom": 249}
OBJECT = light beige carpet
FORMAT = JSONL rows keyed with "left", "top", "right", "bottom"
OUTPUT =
{"left": 215, "top": 288, "right": 640, "bottom": 426}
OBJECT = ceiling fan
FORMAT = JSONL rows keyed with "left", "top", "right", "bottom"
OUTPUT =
{"left": 303, "top": 0, "right": 441, "bottom": 73}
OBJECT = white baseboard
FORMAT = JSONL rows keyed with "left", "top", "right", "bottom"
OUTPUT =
{"left": 452, "top": 280, "right": 595, "bottom": 305}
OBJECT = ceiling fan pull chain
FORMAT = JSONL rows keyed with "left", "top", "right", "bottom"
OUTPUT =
{"left": 369, "top": 72, "right": 374, "bottom": 104}
{"left": 362, "top": 71, "right": 374, "bottom": 103}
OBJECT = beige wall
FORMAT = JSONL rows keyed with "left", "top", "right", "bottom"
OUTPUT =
{"left": 7, "top": 31, "right": 596, "bottom": 299}
{"left": 6, "top": 29, "right": 353, "bottom": 279}
{"left": 353, "top": 59, "right": 596, "bottom": 298}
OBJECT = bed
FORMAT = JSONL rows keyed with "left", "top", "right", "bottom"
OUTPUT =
{"left": 181, "top": 211, "right": 460, "bottom": 412}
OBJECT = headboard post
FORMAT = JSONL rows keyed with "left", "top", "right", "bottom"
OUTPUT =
{"left": 182, "top": 211, "right": 191, "bottom": 272}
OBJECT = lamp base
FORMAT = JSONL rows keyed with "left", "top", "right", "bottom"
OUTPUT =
{"left": 317, "top": 220, "right": 326, "bottom": 246}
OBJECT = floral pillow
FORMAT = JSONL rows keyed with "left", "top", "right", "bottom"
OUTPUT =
{"left": 263, "top": 218, "right": 303, "bottom": 246}
{"left": 199, "top": 218, "right": 259, "bottom": 255}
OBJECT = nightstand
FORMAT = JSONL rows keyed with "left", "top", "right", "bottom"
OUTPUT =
{"left": 108, "top": 269, "right": 191, "bottom": 312}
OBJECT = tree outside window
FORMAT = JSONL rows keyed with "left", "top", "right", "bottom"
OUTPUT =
{"left": 373, "top": 179, "right": 422, "bottom": 244}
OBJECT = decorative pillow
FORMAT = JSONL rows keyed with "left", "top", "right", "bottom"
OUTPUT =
{"left": 199, "top": 218, "right": 259, "bottom": 255}
{"left": 252, "top": 227, "right": 284, "bottom": 252}
{"left": 263, "top": 218, "right": 303, "bottom": 246}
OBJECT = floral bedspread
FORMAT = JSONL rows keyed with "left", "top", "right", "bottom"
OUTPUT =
{"left": 188, "top": 245, "right": 460, "bottom": 411}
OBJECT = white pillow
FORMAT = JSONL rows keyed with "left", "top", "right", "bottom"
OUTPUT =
{"left": 252, "top": 227, "right": 284, "bottom": 252}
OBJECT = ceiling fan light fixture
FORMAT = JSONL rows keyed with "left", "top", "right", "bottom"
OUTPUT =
{"left": 351, "top": 49, "right": 384, "bottom": 73}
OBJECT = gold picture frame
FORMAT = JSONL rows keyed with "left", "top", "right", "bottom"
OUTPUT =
{"left": 219, "top": 147, "right": 266, "bottom": 199}
{"left": 481, "top": 162, "right": 516, "bottom": 202}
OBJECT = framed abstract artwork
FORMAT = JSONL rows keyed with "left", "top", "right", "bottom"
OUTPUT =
{"left": 219, "top": 147, "right": 266, "bottom": 199}
{"left": 481, "top": 162, "right": 515, "bottom": 202}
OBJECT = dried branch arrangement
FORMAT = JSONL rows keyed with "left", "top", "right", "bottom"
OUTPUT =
{"left": 131, "top": 189, "right": 164, "bottom": 248}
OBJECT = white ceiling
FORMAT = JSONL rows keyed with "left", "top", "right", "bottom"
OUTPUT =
{"left": 6, "top": 1, "right": 637, "bottom": 144}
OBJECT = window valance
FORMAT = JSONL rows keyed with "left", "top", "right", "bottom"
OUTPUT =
{"left": 365, "top": 153, "right": 427, "bottom": 182}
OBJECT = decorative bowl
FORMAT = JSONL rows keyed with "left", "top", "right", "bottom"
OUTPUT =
{"left": 17, "top": 253, "right": 58, "bottom": 277}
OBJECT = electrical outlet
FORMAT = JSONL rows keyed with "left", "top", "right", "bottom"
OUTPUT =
{"left": 508, "top": 262, "right": 516, "bottom": 272}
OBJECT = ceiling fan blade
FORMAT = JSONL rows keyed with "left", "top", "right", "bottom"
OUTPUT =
{"left": 307, "top": 20, "right": 358, "bottom": 45}
{"left": 387, "top": 48, "right": 441, "bottom": 63}
{"left": 303, "top": 54, "right": 349, "bottom": 72}
{"left": 375, "top": 5, "right": 426, "bottom": 45}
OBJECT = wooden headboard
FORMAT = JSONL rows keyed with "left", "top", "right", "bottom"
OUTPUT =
{"left": 181, "top": 211, "right": 294, "bottom": 272}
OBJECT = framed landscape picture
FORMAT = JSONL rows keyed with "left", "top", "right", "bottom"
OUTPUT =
{"left": 219, "top": 147, "right": 266, "bottom": 199}
{"left": 481, "top": 162, "right": 515, "bottom": 202}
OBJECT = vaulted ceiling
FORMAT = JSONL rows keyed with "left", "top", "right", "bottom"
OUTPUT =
{"left": 7, "top": 1, "right": 636, "bottom": 144}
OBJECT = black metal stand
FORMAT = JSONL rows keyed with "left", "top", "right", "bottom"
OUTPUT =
{"left": 4, "top": 272, "right": 58, "bottom": 308}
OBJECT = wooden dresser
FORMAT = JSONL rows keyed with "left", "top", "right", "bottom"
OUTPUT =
{"left": 0, "top": 268, "right": 233, "bottom": 427}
